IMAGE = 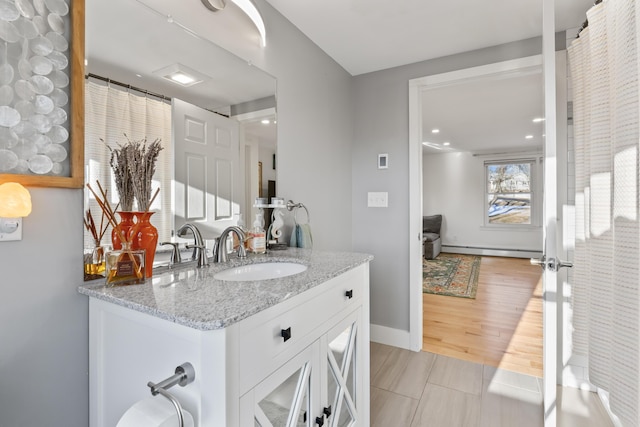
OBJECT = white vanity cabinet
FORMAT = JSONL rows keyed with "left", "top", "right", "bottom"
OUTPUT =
{"left": 240, "top": 273, "right": 369, "bottom": 427}
{"left": 87, "top": 260, "right": 370, "bottom": 427}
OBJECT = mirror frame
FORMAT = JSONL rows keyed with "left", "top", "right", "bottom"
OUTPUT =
{"left": 0, "top": 0, "right": 84, "bottom": 188}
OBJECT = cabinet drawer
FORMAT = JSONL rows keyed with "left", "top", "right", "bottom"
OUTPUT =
{"left": 238, "top": 267, "right": 364, "bottom": 393}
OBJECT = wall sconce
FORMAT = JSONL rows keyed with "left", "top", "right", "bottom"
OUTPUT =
{"left": 0, "top": 182, "right": 32, "bottom": 241}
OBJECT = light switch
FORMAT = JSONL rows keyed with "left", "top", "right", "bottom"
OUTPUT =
{"left": 367, "top": 192, "right": 388, "bottom": 208}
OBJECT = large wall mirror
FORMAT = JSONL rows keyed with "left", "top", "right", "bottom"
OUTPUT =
{"left": 83, "top": 0, "right": 276, "bottom": 264}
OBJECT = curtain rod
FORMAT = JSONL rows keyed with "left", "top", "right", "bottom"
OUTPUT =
{"left": 85, "top": 73, "right": 171, "bottom": 102}
{"left": 85, "top": 72, "right": 231, "bottom": 118}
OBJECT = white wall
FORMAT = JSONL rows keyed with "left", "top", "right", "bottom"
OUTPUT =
{"left": 423, "top": 151, "right": 542, "bottom": 251}
{"left": 0, "top": 1, "right": 354, "bottom": 425}
{"left": 353, "top": 37, "right": 544, "bottom": 333}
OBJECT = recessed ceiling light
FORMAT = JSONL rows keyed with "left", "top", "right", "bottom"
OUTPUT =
{"left": 533, "top": 117, "right": 545, "bottom": 123}
{"left": 135, "top": 73, "right": 142, "bottom": 78}
{"left": 153, "top": 63, "right": 210, "bottom": 87}
{"left": 431, "top": 129, "right": 440, "bottom": 134}
{"left": 443, "top": 142, "right": 450, "bottom": 146}
{"left": 261, "top": 119, "right": 270, "bottom": 124}
{"left": 525, "top": 135, "right": 534, "bottom": 139}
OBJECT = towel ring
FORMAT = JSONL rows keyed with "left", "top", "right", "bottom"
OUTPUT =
{"left": 286, "top": 200, "right": 310, "bottom": 225}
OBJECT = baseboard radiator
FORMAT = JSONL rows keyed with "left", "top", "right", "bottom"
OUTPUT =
{"left": 441, "top": 245, "right": 542, "bottom": 259}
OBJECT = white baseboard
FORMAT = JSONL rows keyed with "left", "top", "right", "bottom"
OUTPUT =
{"left": 370, "top": 324, "right": 413, "bottom": 350}
{"left": 442, "top": 245, "right": 542, "bottom": 259}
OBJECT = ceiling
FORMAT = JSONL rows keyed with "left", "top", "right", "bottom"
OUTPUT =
{"left": 263, "top": 0, "right": 592, "bottom": 154}
{"left": 264, "top": 0, "right": 593, "bottom": 76}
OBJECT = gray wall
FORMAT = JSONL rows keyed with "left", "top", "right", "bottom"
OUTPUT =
{"left": 352, "top": 37, "right": 544, "bottom": 332}
{"left": 0, "top": 2, "right": 353, "bottom": 425}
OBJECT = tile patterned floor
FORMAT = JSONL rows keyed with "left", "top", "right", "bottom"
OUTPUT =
{"left": 370, "top": 342, "right": 614, "bottom": 427}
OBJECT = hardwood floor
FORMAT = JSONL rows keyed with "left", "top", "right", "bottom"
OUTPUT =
{"left": 423, "top": 255, "right": 543, "bottom": 377}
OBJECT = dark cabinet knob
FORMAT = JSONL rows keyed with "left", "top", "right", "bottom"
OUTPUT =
{"left": 345, "top": 289, "right": 353, "bottom": 299}
{"left": 315, "top": 415, "right": 324, "bottom": 426}
{"left": 281, "top": 327, "right": 292, "bottom": 342}
{"left": 323, "top": 405, "right": 332, "bottom": 417}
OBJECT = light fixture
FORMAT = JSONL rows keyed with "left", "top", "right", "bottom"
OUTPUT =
{"left": 431, "top": 129, "right": 440, "bottom": 134}
{"left": 0, "top": 182, "right": 32, "bottom": 241}
{"left": 261, "top": 119, "right": 270, "bottom": 124}
{"left": 443, "top": 142, "right": 450, "bottom": 146}
{"left": 153, "top": 63, "right": 210, "bottom": 87}
{"left": 532, "top": 117, "right": 545, "bottom": 123}
{"left": 525, "top": 135, "right": 534, "bottom": 140}
{"left": 201, "top": 0, "right": 266, "bottom": 47}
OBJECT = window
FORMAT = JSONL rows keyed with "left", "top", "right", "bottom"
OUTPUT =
{"left": 485, "top": 161, "right": 534, "bottom": 225}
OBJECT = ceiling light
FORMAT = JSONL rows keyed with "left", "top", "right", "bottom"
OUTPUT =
{"left": 153, "top": 63, "right": 210, "bottom": 87}
{"left": 431, "top": 129, "right": 440, "bottom": 134}
{"left": 201, "top": 0, "right": 266, "bottom": 47}
{"left": 201, "top": 0, "right": 226, "bottom": 11}
{"left": 525, "top": 135, "right": 534, "bottom": 139}
{"left": 532, "top": 117, "right": 545, "bottom": 123}
{"left": 443, "top": 142, "right": 450, "bottom": 146}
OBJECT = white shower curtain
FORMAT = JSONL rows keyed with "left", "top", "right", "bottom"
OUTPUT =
{"left": 84, "top": 80, "right": 173, "bottom": 248}
{"left": 568, "top": 0, "right": 639, "bottom": 425}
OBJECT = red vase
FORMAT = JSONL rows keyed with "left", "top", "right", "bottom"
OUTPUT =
{"left": 131, "top": 211, "right": 158, "bottom": 279}
{"left": 111, "top": 211, "right": 136, "bottom": 251}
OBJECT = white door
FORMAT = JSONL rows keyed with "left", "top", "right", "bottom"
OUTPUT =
{"left": 539, "top": 2, "right": 573, "bottom": 425}
{"left": 173, "top": 98, "right": 240, "bottom": 239}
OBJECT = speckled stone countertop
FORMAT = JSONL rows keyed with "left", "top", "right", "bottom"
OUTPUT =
{"left": 78, "top": 248, "right": 373, "bottom": 331}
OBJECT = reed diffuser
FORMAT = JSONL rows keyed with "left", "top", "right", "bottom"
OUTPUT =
{"left": 83, "top": 207, "right": 112, "bottom": 280}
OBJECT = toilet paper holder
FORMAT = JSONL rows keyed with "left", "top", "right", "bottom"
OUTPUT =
{"left": 147, "top": 362, "right": 196, "bottom": 427}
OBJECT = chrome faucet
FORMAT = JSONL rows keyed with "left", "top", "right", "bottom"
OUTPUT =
{"left": 177, "top": 223, "right": 209, "bottom": 268}
{"left": 216, "top": 226, "right": 247, "bottom": 263}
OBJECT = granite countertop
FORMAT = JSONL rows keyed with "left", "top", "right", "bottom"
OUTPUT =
{"left": 78, "top": 248, "right": 373, "bottom": 331}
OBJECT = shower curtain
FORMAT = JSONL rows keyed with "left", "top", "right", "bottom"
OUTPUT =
{"left": 568, "top": 0, "right": 639, "bottom": 425}
{"left": 84, "top": 80, "right": 173, "bottom": 248}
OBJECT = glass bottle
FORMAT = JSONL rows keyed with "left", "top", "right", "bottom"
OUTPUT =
{"left": 105, "top": 241, "right": 146, "bottom": 286}
{"left": 249, "top": 212, "right": 266, "bottom": 254}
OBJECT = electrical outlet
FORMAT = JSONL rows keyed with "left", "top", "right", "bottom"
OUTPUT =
{"left": 367, "top": 192, "right": 388, "bottom": 208}
{"left": 0, "top": 218, "right": 22, "bottom": 242}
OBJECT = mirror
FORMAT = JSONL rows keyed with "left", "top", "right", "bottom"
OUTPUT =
{"left": 83, "top": 0, "right": 276, "bottom": 262}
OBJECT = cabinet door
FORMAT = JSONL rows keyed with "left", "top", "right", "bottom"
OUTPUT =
{"left": 242, "top": 343, "right": 320, "bottom": 427}
{"left": 324, "top": 309, "right": 362, "bottom": 427}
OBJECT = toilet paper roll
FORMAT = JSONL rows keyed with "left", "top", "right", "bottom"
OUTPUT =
{"left": 116, "top": 396, "right": 194, "bottom": 427}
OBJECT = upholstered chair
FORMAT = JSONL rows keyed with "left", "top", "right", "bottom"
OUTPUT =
{"left": 423, "top": 214, "right": 442, "bottom": 259}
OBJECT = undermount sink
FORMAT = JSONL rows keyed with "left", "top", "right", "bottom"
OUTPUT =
{"left": 214, "top": 262, "right": 307, "bottom": 282}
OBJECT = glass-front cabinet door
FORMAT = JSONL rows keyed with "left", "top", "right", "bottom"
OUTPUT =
{"left": 324, "top": 310, "right": 361, "bottom": 427}
{"left": 242, "top": 343, "right": 319, "bottom": 427}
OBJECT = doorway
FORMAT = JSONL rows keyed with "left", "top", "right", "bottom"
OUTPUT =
{"left": 408, "top": 56, "right": 546, "bottom": 374}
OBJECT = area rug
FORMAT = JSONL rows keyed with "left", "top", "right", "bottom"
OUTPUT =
{"left": 423, "top": 253, "right": 481, "bottom": 298}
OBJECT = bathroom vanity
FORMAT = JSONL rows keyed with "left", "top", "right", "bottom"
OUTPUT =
{"left": 78, "top": 248, "right": 372, "bottom": 427}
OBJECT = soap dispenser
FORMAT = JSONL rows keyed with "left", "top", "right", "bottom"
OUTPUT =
{"left": 249, "top": 212, "right": 266, "bottom": 254}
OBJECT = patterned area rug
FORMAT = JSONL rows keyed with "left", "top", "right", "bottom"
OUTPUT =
{"left": 423, "top": 253, "right": 481, "bottom": 298}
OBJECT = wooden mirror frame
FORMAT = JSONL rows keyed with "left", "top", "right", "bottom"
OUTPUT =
{"left": 0, "top": 0, "right": 84, "bottom": 188}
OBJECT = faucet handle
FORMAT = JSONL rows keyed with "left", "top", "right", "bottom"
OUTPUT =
{"left": 186, "top": 244, "right": 209, "bottom": 268}
{"left": 160, "top": 242, "right": 182, "bottom": 266}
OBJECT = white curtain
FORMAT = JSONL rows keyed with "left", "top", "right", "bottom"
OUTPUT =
{"left": 84, "top": 80, "right": 172, "bottom": 249}
{"left": 569, "top": 0, "right": 639, "bottom": 425}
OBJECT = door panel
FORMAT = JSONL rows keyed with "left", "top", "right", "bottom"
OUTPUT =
{"left": 173, "top": 98, "right": 240, "bottom": 238}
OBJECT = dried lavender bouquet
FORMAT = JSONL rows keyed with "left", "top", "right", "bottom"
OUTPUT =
{"left": 104, "top": 138, "right": 134, "bottom": 211}
{"left": 126, "top": 136, "right": 163, "bottom": 212}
